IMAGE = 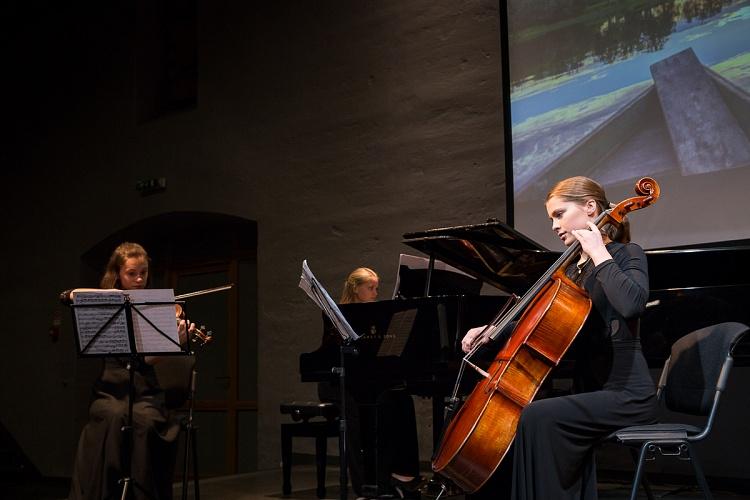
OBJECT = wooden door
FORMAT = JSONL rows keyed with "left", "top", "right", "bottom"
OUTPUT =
{"left": 166, "top": 260, "right": 258, "bottom": 476}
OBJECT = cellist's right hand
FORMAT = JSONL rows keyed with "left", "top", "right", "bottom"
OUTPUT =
{"left": 461, "top": 325, "right": 489, "bottom": 353}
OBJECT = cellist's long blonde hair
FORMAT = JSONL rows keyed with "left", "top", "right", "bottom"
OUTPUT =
{"left": 340, "top": 267, "right": 378, "bottom": 304}
{"left": 546, "top": 176, "right": 630, "bottom": 243}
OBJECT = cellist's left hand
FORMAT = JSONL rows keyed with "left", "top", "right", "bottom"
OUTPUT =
{"left": 572, "top": 221, "right": 612, "bottom": 266}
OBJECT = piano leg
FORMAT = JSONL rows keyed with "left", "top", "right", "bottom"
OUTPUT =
{"left": 315, "top": 433, "right": 328, "bottom": 498}
{"left": 281, "top": 425, "right": 292, "bottom": 495}
{"left": 432, "top": 390, "right": 447, "bottom": 453}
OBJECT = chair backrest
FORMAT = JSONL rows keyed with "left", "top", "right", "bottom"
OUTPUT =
{"left": 661, "top": 322, "right": 749, "bottom": 416}
{"left": 155, "top": 355, "right": 198, "bottom": 410}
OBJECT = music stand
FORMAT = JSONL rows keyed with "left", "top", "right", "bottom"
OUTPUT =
{"left": 299, "top": 261, "right": 361, "bottom": 500}
{"left": 70, "top": 289, "right": 187, "bottom": 500}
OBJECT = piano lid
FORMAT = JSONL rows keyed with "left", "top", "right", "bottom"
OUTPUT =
{"left": 402, "top": 219, "right": 558, "bottom": 295}
{"left": 645, "top": 240, "right": 750, "bottom": 291}
{"left": 403, "top": 220, "right": 750, "bottom": 295}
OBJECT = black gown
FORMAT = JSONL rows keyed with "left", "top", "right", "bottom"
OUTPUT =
{"left": 511, "top": 241, "right": 658, "bottom": 499}
{"left": 68, "top": 357, "right": 180, "bottom": 500}
{"left": 314, "top": 303, "right": 421, "bottom": 496}
{"left": 318, "top": 380, "right": 420, "bottom": 495}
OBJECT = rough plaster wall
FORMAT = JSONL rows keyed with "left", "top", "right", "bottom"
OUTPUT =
{"left": 2, "top": 0, "right": 505, "bottom": 476}
{"left": 240, "top": 1, "right": 507, "bottom": 471}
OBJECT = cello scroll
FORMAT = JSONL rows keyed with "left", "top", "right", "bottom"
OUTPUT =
{"left": 606, "top": 177, "right": 660, "bottom": 225}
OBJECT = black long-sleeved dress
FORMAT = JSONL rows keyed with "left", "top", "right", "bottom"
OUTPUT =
{"left": 511, "top": 241, "right": 658, "bottom": 499}
{"left": 68, "top": 357, "right": 180, "bottom": 500}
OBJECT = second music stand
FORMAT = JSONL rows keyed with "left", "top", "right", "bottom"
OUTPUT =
{"left": 71, "top": 289, "right": 188, "bottom": 500}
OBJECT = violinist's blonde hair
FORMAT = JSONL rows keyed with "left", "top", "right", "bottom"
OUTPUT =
{"left": 546, "top": 176, "right": 630, "bottom": 243}
{"left": 100, "top": 242, "right": 150, "bottom": 288}
{"left": 340, "top": 267, "right": 378, "bottom": 304}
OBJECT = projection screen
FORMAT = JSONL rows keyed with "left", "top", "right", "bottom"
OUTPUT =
{"left": 507, "top": 0, "right": 750, "bottom": 250}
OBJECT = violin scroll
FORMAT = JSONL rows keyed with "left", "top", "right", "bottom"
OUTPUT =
{"left": 191, "top": 325, "right": 213, "bottom": 347}
{"left": 172, "top": 284, "right": 231, "bottom": 349}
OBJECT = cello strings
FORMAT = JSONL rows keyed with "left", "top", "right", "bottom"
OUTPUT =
{"left": 485, "top": 210, "right": 611, "bottom": 343}
{"left": 448, "top": 210, "right": 613, "bottom": 402}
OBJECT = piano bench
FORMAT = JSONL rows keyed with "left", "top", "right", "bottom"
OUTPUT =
{"left": 280, "top": 402, "right": 339, "bottom": 498}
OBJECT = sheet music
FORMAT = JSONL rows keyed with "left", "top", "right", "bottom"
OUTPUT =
{"left": 377, "top": 308, "right": 417, "bottom": 357}
{"left": 298, "top": 260, "right": 360, "bottom": 341}
{"left": 127, "top": 289, "right": 182, "bottom": 353}
{"left": 73, "top": 291, "right": 130, "bottom": 354}
{"left": 73, "top": 289, "right": 181, "bottom": 355}
{"left": 392, "top": 253, "right": 477, "bottom": 299}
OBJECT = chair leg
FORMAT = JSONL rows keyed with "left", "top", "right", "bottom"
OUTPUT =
{"left": 192, "top": 427, "right": 200, "bottom": 500}
{"left": 281, "top": 424, "right": 293, "bottom": 495}
{"left": 630, "top": 442, "right": 651, "bottom": 500}
{"left": 315, "top": 433, "right": 328, "bottom": 498}
{"left": 181, "top": 422, "right": 192, "bottom": 500}
{"left": 687, "top": 444, "right": 713, "bottom": 500}
{"left": 628, "top": 447, "right": 655, "bottom": 500}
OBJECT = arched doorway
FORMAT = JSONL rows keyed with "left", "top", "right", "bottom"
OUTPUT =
{"left": 79, "top": 211, "right": 258, "bottom": 475}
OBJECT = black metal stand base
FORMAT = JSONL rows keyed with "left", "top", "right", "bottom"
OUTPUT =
{"left": 180, "top": 365, "right": 200, "bottom": 500}
{"left": 119, "top": 357, "right": 156, "bottom": 500}
{"left": 335, "top": 342, "right": 358, "bottom": 500}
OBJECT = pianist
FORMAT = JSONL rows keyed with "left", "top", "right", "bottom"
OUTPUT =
{"left": 319, "top": 267, "right": 422, "bottom": 499}
{"left": 340, "top": 267, "right": 380, "bottom": 304}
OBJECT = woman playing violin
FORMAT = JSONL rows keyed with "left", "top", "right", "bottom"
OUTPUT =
{"left": 64, "top": 242, "right": 196, "bottom": 500}
{"left": 462, "top": 176, "right": 658, "bottom": 499}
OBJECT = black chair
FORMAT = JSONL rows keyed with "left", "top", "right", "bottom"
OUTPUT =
{"left": 608, "top": 321, "right": 749, "bottom": 500}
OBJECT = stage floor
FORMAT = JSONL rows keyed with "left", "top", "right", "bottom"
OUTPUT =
{"left": 2, "top": 464, "right": 746, "bottom": 499}
{"left": 173, "top": 464, "right": 748, "bottom": 500}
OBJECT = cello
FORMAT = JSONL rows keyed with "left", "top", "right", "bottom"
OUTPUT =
{"left": 431, "top": 177, "right": 660, "bottom": 492}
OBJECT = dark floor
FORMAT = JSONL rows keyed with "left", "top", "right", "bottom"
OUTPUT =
{"left": 173, "top": 465, "right": 749, "bottom": 500}
{"left": 1, "top": 466, "right": 748, "bottom": 499}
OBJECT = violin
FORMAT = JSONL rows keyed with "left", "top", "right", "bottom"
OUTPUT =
{"left": 53, "top": 283, "right": 233, "bottom": 347}
{"left": 174, "top": 283, "right": 234, "bottom": 348}
{"left": 175, "top": 303, "right": 213, "bottom": 347}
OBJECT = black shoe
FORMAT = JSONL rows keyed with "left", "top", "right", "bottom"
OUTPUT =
{"left": 390, "top": 476, "right": 423, "bottom": 500}
{"left": 420, "top": 476, "right": 461, "bottom": 500}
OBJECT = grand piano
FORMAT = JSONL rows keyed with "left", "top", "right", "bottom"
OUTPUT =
{"left": 299, "top": 219, "right": 750, "bottom": 483}
{"left": 398, "top": 219, "right": 750, "bottom": 365}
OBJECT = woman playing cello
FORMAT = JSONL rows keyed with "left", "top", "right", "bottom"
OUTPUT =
{"left": 461, "top": 176, "right": 658, "bottom": 499}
